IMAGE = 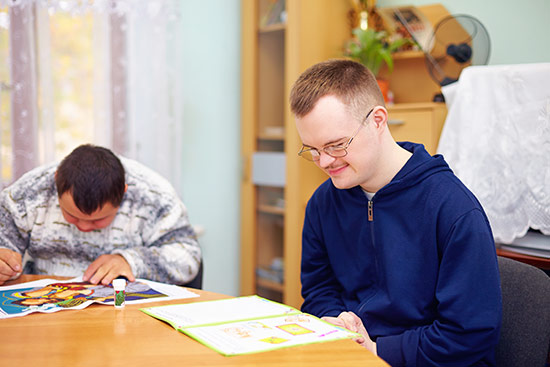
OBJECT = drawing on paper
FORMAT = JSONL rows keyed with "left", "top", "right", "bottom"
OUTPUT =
{"left": 277, "top": 323, "right": 314, "bottom": 336}
{"left": 0, "top": 281, "right": 166, "bottom": 316}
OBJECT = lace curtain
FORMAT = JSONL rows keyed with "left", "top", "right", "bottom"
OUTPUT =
{"left": 0, "top": 0, "right": 184, "bottom": 192}
{"left": 437, "top": 63, "right": 550, "bottom": 244}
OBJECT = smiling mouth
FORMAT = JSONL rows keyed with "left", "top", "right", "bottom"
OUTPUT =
{"left": 327, "top": 164, "right": 348, "bottom": 176}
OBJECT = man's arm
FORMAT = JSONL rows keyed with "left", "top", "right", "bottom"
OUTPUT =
{"left": 110, "top": 200, "right": 201, "bottom": 285}
{"left": 82, "top": 254, "right": 135, "bottom": 285}
{"left": 376, "top": 210, "right": 502, "bottom": 367}
{"left": 0, "top": 189, "right": 31, "bottom": 284}
{"left": 300, "top": 200, "right": 347, "bottom": 317}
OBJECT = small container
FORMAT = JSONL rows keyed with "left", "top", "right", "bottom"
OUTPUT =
{"left": 113, "top": 278, "right": 126, "bottom": 308}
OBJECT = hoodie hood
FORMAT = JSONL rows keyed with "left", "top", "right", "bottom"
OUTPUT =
{"left": 377, "top": 141, "right": 453, "bottom": 196}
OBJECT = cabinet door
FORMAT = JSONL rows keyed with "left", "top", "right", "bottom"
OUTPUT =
{"left": 387, "top": 104, "right": 446, "bottom": 155}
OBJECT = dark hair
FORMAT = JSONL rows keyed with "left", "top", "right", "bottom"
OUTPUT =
{"left": 55, "top": 144, "right": 125, "bottom": 214}
{"left": 289, "top": 58, "right": 384, "bottom": 120}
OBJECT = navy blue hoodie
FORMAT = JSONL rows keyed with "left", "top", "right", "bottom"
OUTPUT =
{"left": 301, "top": 142, "right": 501, "bottom": 367}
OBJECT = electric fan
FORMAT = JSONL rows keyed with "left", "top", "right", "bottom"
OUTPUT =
{"left": 424, "top": 14, "right": 491, "bottom": 93}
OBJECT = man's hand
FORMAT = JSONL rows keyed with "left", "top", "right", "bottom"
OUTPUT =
{"left": 0, "top": 248, "right": 22, "bottom": 285}
{"left": 83, "top": 254, "right": 135, "bottom": 285}
{"left": 322, "top": 311, "right": 377, "bottom": 355}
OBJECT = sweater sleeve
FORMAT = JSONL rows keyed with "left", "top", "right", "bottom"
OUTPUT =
{"left": 0, "top": 188, "right": 31, "bottom": 254}
{"left": 376, "top": 210, "right": 502, "bottom": 367}
{"left": 113, "top": 198, "right": 201, "bottom": 286}
{"left": 300, "top": 199, "right": 347, "bottom": 317}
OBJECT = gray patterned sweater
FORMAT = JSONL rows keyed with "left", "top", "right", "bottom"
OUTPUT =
{"left": 0, "top": 156, "right": 201, "bottom": 285}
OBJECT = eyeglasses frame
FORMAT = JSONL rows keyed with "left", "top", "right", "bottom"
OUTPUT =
{"left": 298, "top": 107, "right": 375, "bottom": 162}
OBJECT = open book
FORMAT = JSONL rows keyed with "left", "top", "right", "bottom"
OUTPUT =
{"left": 140, "top": 295, "right": 361, "bottom": 356}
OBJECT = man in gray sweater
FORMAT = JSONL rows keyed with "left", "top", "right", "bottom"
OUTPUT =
{"left": 0, "top": 144, "right": 201, "bottom": 286}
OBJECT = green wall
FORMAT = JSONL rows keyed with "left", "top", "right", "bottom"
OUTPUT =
{"left": 180, "top": 0, "right": 241, "bottom": 296}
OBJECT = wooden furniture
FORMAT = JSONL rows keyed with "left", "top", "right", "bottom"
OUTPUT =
{"left": 0, "top": 275, "right": 388, "bottom": 366}
{"left": 387, "top": 102, "right": 447, "bottom": 155}
{"left": 241, "top": 0, "right": 350, "bottom": 308}
{"left": 241, "top": 2, "right": 451, "bottom": 309}
{"left": 496, "top": 248, "right": 550, "bottom": 271}
{"left": 379, "top": 4, "right": 451, "bottom": 155}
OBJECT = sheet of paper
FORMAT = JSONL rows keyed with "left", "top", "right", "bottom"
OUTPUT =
{"left": 0, "top": 276, "right": 198, "bottom": 319}
{"left": 183, "top": 313, "right": 358, "bottom": 356}
{"left": 141, "top": 295, "right": 297, "bottom": 328}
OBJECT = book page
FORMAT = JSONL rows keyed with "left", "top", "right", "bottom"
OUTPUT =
{"left": 141, "top": 295, "right": 298, "bottom": 329}
{"left": 183, "top": 313, "right": 360, "bottom": 356}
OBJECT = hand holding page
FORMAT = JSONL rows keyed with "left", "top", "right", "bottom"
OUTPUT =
{"left": 140, "top": 295, "right": 362, "bottom": 356}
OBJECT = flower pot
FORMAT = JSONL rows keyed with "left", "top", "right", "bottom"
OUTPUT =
{"left": 376, "top": 78, "right": 390, "bottom": 103}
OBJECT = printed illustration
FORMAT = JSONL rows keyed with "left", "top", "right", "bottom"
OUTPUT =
{"left": 222, "top": 326, "right": 253, "bottom": 339}
{"left": 0, "top": 277, "right": 198, "bottom": 319}
{"left": 259, "top": 336, "right": 288, "bottom": 344}
{"left": 277, "top": 323, "right": 314, "bottom": 336}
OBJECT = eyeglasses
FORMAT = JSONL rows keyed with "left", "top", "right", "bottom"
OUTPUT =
{"left": 298, "top": 108, "right": 374, "bottom": 162}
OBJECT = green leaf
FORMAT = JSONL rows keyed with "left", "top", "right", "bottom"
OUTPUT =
{"left": 344, "top": 27, "right": 412, "bottom": 77}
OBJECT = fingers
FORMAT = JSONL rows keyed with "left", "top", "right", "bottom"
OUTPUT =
{"left": 321, "top": 316, "right": 346, "bottom": 328}
{"left": 340, "top": 312, "right": 377, "bottom": 354}
{"left": 338, "top": 311, "right": 362, "bottom": 331}
{"left": 323, "top": 314, "right": 366, "bottom": 344}
{"left": 338, "top": 312, "right": 368, "bottom": 344}
{"left": 0, "top": 249, "right": 22, "bottom": 285}
{"left": 83, "top": 254, "right": 135, "bottom": 285}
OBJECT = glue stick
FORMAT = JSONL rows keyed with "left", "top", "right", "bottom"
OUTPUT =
{"left": 113, "top": 278, "right": 126, "bottom": 308}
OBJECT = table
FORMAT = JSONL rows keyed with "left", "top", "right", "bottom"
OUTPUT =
{"left": 496, "top": 248, "right": 550, "bottom": 271}
{"left": 0, "top": 275, "right": 388, "bottom": 367}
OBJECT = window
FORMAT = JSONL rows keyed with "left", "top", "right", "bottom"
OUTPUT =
{"left": 0, "top": 1, "right": 184, "bottom": 193}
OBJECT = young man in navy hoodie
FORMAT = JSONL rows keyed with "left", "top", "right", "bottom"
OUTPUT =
{"left": 290, "top": 59, "right": 501, "bottom": 367}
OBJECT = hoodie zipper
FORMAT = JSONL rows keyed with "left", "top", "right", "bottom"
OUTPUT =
{"left": 368, "top": 200, "right": 373, "bottom": 221}
{"left": 356, "top": 197, "right": 378, "bottom": 316}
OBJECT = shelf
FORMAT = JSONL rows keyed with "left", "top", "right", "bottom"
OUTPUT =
{"left": 258, "top": 134, "right": 284, "bottom": 142}
{"left": 257, "top": 277, "right": 284, "bottom": 292}
{"left": 258, "top": 204, "right": 284, "bottom": 215}
{"left": 387, "top": 102, "right": 446, "bottom": 111}
{"left": 258, "top": 128, "right": 285, "bottom": 141}
{"left": 259, "top": 22, "right": 286, "bottom": 33}
{"left": 393, "top": 50, "right": 425, "bottom": 60}
{"left": 241, "top": 0, "right": 352, "bottom": 309}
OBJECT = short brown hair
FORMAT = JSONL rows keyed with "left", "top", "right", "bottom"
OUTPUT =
{"left": 289, "top": 59, "right": 384, "bottom": 120}
{"left": 56, "top": 144, "right": 125, "bottom": 214}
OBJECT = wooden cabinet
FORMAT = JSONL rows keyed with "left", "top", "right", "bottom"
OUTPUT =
{"left": 387, "top": 102, "right": 447, "bottom": 155}
{"left": 240, "top": 0, "right": 350, "bottom": 308}
{"left": 379, "top": 4, "right": 451, "bottom": 154}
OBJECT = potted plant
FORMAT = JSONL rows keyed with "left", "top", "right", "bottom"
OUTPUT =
{"left": 345, "top": 27, "right": 410, "bottom": 101}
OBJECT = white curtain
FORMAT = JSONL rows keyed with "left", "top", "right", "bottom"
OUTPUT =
{"left": 0, "top": 0, "right": 184, "bottom": 193}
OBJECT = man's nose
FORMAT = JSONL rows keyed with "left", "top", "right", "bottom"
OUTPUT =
{"left": 318, "top": 151, "right": 336, "bottom": 168}
{"left": 76, "top": 220, "right": 94, "bottom": 231}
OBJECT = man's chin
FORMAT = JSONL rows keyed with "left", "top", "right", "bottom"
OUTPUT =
{"left": 330, "top": 177, "right": 354, "bottom": 190}
{"left": 76, "top": 227, "right": 94, "bottom": 232}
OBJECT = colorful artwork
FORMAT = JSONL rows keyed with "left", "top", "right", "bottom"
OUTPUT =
{"left": 259, "top": 336, "right": 288, "bottom": 344}
{"left": 0, "top": 277, "right": 198, "bottom": 319}
{"left": 277, "top": 323, "right": 314, "bottom": 336}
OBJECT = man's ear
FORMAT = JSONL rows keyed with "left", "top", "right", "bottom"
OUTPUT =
{"left": 372, "top": 106, "right": 389, "bottom": 129}
{"left": 124, "top": 184, "right": 128, "bottom": 193}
